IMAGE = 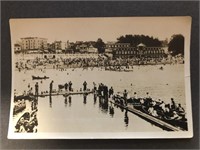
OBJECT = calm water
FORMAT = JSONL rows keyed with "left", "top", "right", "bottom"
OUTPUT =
{"left": 13, "top": 64, "right": 185, "bottom": 132}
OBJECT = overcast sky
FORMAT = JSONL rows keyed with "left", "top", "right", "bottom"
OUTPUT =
{"left": 10, "top": 17, "right": 191, "bottom": 43}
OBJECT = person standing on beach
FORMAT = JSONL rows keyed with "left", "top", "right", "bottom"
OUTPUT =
{"left": 83, "top": 81, "right": 87, "bottom": 91}
{"left": 109, "top": 87, "right": 114, "bottom": 98}
{"left": 35, "top": 82, "right": 39, "bottom": 96}
{"left": 64, "top": 82, "right": 68, "bottom": 91}
{"left": 170, "top": 98, "right": 176, "bottom": 110}
{"left": 104, "top": 85, "right": 108, "bottom": 99}
{"left": 69, "top": 81, "right": 72, "bottom": 91}
{"left": 93, "top": 82, "right": 97, "bottom": 92}
{"left": 49, "top": 80, "right": 54, "bottom": 95}
{"left": 123, "top": 89, "right": 128, "bottom": 106}
{"left": 98, "top": 84, "right": 102, "bottom": 96}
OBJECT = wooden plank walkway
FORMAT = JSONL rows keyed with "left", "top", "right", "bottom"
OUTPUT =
{"left": 109, "top": 99, "right": 182, "bottom": 131}
{"left": 37, "top": 91, "right": 93, "bottom": 97}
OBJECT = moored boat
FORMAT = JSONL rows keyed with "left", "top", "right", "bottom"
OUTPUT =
{"left": 32, "top": 75, "right": 49, "bottom": 80}
{"left": 105, "top": 66, "right": 133, "bottom": 72}
{"left": 13, "top": 100, "right": 26, "bottom": 115}
{"left": 14, "top": 95, "right": 36, "bottom": 101}
{"left": 112, "top": 95, "right": 188, "bottom": 131}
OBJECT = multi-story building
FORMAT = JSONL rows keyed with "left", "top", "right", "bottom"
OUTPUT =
{"left": 21, "top": 37, "right": 48, "bottom": 51}
{"left": 51, "top": 41, "right": 69, "bottom": 53}
{"left": 105, "top": 42, "right": 130, "bottom": 54}
{"left": 113, "top": 43, "right": 166, "bottom": 59}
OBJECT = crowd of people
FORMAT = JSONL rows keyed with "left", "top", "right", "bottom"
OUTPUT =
{"left": 15, "top": 110, "right": 38, "bottom": 133}
{"left": 15, "top": 54, "right": 184, "bottom": 71}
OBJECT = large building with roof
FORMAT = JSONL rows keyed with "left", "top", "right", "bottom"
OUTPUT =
{"left": 112, "top": 43, "right": 166, "bottom": 59}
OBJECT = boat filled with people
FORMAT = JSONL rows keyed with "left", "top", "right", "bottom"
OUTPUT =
{"left": 15, "top": 111, "right": 38, "bottom": 133}
{"left": 112, "top": 94, "right": 187, "bottom": 131}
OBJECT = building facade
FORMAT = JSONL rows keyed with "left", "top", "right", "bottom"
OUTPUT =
{"left": 21, "top": 37, "right": 48, "bottom": 51}
{"left": 113, "top": 43, "right": 165, "bottom": 59}
{"left": 76, "top": 44, "right": 88, "bottom": 53}
{"left": 87, "top": 45, "right": 98, "bottom": 53}
{"left": 106, "top": 42, "right": 130, "bottom": 49}
{"left": 50, "top": 41, "right": 69, "bottom": 53}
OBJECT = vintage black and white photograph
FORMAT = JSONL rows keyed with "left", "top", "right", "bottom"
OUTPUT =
{"left": 8, "top": 17, "right": 192, "bottom": 139}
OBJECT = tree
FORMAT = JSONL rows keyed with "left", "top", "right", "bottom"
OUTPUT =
{"left": 94, "top": 38, "right": 105, "bottom": 53}
{"left": 168, "top": 34, "right": 184, "bottom": 56}
{"left": 117, "top": 34, "right": 162, "bottom": 47}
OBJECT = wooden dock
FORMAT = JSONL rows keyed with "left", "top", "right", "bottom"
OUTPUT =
{"left": 109, "top": 99, "right": 182, "bottom": 131}
{"left": 37, "top": 91, "right": 93, "bottom": 97}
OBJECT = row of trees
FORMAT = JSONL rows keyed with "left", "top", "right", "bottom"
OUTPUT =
{"left": 117, "top": 34, "right": 162, "bottom": 47}
{"left": 168, "top": 34, "right": 184, "bottom": 56}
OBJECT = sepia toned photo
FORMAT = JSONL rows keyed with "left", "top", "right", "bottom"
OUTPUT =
{"left": 8, "top": 17, "right": 193, "bottom": 139}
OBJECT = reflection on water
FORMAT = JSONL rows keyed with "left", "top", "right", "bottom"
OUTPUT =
{"left": 109, "top": 104, "right": 114, "bottom": 117}
{"left": 69, "top": 96, "right": 72, "bottom": 107}
{"left": 14, "top": 93, "right": 164, "bottom": 133}
{"left": 13, "top": 65, "right": 185, "bottom": 133}
{"left": 83, "top": 94, "right": 87, "bottom": 104}
{"left": 94, "top": 94, "right": 97, "bottom": 105}
{"left": 99, "top": 96, "right": 109, "bottom": 114}
{"left": 64, "top": 97, "right": 67, "bottom": 107}
{"left": 49, "top": 96, "right": 52, "bottom": 108}
{"left": 64, "top": 96, "right": 72, "bottom": 107}
{"left": 124, "top": 110, "right": 129, "bottom": 127}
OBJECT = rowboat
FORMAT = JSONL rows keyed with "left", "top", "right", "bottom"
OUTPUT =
{"left": 105, "top": 67, "right": 133, "bottom": 72}
{"left": 32, "top": 75, "right": 49, "bottom": 80}
{"left": 14, "top": 95, "right": 36, "bottom": 102}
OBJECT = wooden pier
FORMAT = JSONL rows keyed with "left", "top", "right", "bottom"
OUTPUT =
{"left": 37, "top": 91, "right": 93, "bottom": 97}
{"left": 109, "top": 99, "right": 182, "bottom": 131}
